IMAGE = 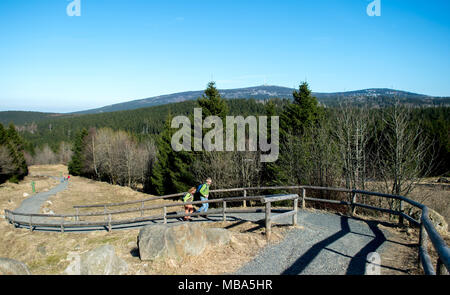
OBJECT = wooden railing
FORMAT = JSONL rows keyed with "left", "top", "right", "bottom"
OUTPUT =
{"left": 4, "top": 185, "right": 449, "bottom": 275}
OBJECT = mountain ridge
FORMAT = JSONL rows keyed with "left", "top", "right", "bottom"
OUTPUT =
{"left": 71, "top": 85, "right": 446, "bottom": 115}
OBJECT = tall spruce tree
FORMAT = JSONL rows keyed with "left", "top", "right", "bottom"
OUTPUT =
{"left": 280, "top": 82, "right": 321, "bottom": 136}
{"left": 146, "top": 114, "right": 193, "bottom": 195}
{"left": 68, "top": 128, "right": 88, "bottom": 176}
{"left": 0, "top": 123, "right": 28, "bottom": 183}
{"left": 197, "top": 81, "right": 228, "bottom": 120}
{"left": 272, "top": 82, "right": 323, "bottom": 185}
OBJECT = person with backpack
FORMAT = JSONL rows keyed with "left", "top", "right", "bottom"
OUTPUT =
{"left": 196, "top": 178, "right": 212, "bottom": 214}
{"left": 183, "top": 187, "right": 196, "bottom": 221}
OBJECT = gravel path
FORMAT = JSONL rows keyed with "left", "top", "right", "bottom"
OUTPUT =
{"left": 233, "top": 210, "right": 393, "bottom": 275}
{"left": 13, "top": 176, "right": 68, "bottom": 223}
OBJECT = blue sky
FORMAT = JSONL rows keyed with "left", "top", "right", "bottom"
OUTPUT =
{"left": 0, "top": 0, "right": 449, "bottom": 113}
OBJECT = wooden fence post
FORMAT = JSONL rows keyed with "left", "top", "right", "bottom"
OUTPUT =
{"left": 301, "top": 188, "right": 306, "bottom": 209}
{"left": 29, "top": 216, "right": 33, "bottom": 232}
{"left": 398, "top": 200, "right": 404, "bottom": 226}
{"left": 265, "top": 202, "right": 272, "bottom": 241}
{"left": 418, "top": 223, "right": 428, "bottom": 266}
{"left": 351, "top": 192, "right": 357, "bottom": 216}
{"left": 76, "top": 208, "right": 79, "bottom": 222}
{"left": 141, "top": 201, "right": 144, "bottom": 217}
{"left": 108, "top": 214, "right": 112, "bottom": 232}
{"left": 243, "top": 190, "right": 247, "bottom": 208}
{"left": 293, "top": 197, "right": 298, "bottom": 226}
{"left": 222, "top": 201, "right": 227, "bottom": 222}
{"left": 163, "top": 207, "right": 167, "bottom": 224}
{"left": 60, "top": 217, "right": 64, "bottom": 233}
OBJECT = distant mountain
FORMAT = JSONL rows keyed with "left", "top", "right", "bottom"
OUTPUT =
{"left": 1, "top": 87, "right": 449, "bottom": 126}
{"left": 73, "top": 86, "right": 449, "bottom": 114}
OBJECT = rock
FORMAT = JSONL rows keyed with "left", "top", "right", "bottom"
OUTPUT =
{"left": 0, "top": 258, "right": 31, "bottom": 275}
{"left": 23, "top": 193, "right": 29, "bottom": 197}
{"left": 428, "top": 209, "right": 448, "bottom": 235}
{"left": 65, "top": 245, "right": 128, "bottom": 275}
{"left": 437, "top": 177, "right": 449, "bottom": 184}
{"left": 204, "top": 228, "right": 232, "bottom": 246}
{"left": 138, "top": 223, "right": 208, "bottom": 261}
{"left": 46, "top": 200, "right": 53, "bottom": 205}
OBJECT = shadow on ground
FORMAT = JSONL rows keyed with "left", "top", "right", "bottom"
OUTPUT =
{"left": 281, "top": 215, "right": 410, "bottom": 275}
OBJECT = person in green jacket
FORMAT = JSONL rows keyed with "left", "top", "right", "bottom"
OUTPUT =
{"left": 196, "top": 178, "right": 212, "bottom": 214}
{"left": 183, "top": 187, "right": 196, "bottom": 221}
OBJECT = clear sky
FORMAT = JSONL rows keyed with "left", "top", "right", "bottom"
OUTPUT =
{"left": 0, "top": 0, "right": 449, "bottom": 113}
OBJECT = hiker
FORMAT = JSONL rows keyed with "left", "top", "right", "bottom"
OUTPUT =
{"left": 183, "top": 187, "right": 196, "bottom": 221}
{"left": 196, "top": 178, "right": 212, "bottom": 214}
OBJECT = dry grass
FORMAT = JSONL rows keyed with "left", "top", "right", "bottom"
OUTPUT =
{"left": 347, "top": 180, "right": 450, "bottom": 226}
{"left": 0, "top": 165, "right": 290, "bottom": 275}
{"left": 40, "top": 174, "right": 189, "bottom": 223}
{"left": 0, "top": 216, "right": 289, "bottom": 275}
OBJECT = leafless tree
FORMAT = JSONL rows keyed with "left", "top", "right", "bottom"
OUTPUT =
{"left": 375, "top": 101, "right": 434, "bottom": 213}
{"left": 87, "top": 128, "right": 156, "bottom": 188}
{"left": 333, "top": 104, "right": 372, "bottom": 190}
{"left": 33, "top": 144, "right": 58, "bottom": 165}
{"left": 58, "top": 141, "right": 73, "bottom": 164}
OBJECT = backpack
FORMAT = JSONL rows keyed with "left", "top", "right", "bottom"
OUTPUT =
{"left": 194, "top": 184, "right": 203, "bottom": 200}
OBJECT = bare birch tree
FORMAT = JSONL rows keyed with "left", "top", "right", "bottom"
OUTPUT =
{"left": 375, "top": 101, "right": 434, "bottom": 215}
{"left": 333, "top": 104, "right": 371, "bottom": 190}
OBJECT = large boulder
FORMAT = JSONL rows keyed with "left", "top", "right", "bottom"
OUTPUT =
{"left": 64, "top": 245, "right": 128, "bottom": 275}
{"left": 410, "top": 208, "right": 448, "bottom": 235}
{"left": 205, "top": 228, "right": 232, "bottom": 246}
{"left": 0, "top": 258, "right": 31, "bottom": 275}
{"left": 138, "top": 223, "right": 207, "bottom": 261}
{"left": 428, "top": 208, "right": 448, "bottom": 235}
{"left": 138, "top": 223, "right": 232, "bottom": 261}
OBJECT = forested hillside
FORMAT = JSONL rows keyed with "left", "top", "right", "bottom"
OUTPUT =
{"left": 0, "top": 123, "right": 28, "bottom": 184}
{"left": 56, "top": 82, "right": 449, "bottom": 208}
{"left": 3, "top": 83, "right": 449, "bottom": 193}
{"left": 17, "top": 98, "right": 271, "bottom": 150}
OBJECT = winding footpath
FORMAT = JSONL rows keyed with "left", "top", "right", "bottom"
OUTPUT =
{"left": 13, "top": 176, "right": 68, "bottom": 224}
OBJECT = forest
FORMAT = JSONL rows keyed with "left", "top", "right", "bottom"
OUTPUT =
{"left": 0, "top": 123, "right": 28, "bottom": 184}
{"left": 1, "top": 83, "right": 449, "bottom": 205}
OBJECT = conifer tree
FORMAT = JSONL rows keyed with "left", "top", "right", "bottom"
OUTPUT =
{"left": 147, "top": 114, "right": 194, "bottom": 195}
{"left": 280, "top": 82, "right": 322, "bottom": 136}
{"left": 271, "top": 82, "right": 323, "bottom": 185}
{"left": 0, "top": 123, "right": 28, "bottom": 183}
{"left": 68, "top": 128, "right": 88, "bottom": 176}
{"left": 197, "top": 81, "right": 228, "bottom": 120}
